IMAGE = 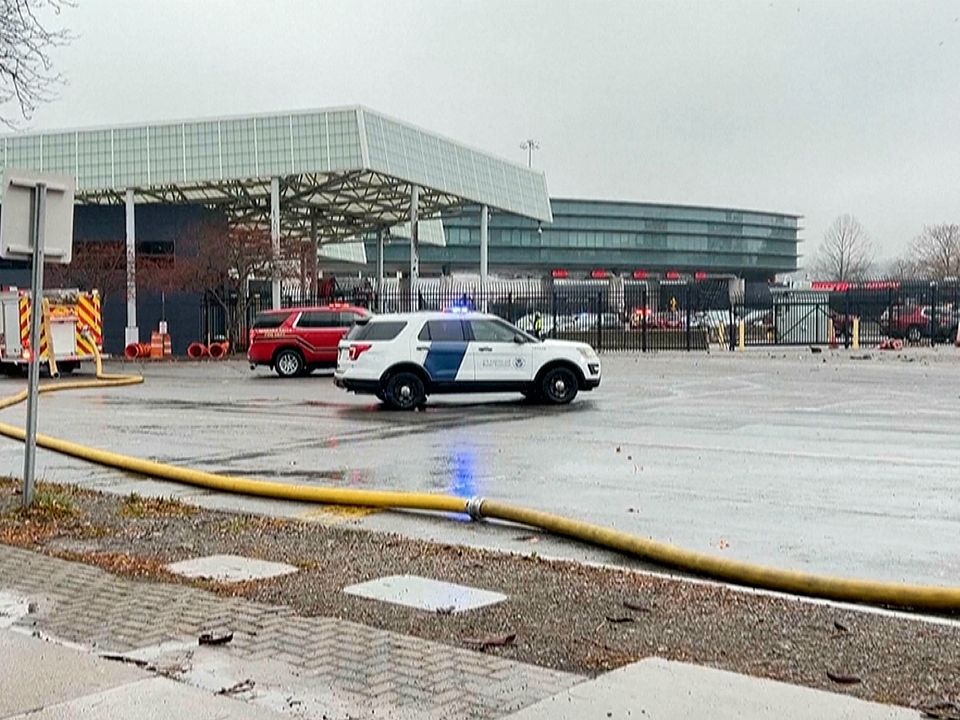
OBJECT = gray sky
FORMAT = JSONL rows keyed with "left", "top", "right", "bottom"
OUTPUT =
{"left": 12, "top": 0, "right": 960, "bottom": 266}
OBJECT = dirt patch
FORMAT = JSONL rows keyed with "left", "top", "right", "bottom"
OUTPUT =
{"left": 0, "top": 478, "right": 957, "bottom": 711}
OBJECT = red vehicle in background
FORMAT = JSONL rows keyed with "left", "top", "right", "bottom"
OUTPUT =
{"left": 880, "top": 304, "right": 959, "bottom": 343}
{"left": 247, "top": 304, "right": 371, "bottom": 377}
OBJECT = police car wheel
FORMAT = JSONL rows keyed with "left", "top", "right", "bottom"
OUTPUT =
{"left": 385, "top": 372, "right": 425, "bottom": 411}
{"left": 541, "top": 366, "right": 578, "bottom": 405}
{"left": 275, "top": 349, "right": 304, "bottom": 378}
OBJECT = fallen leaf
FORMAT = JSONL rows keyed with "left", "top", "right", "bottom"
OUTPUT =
{"left": 463, "top": 633, "right": 516, "bottom": 650}
{"left": 623, "top": 601, "right": 653, "bottom": 613}
{"left": 198, "top": 632, "right": 234, "bottom": 646}
{"left": 605, "top": 616, "right": 635, "bottom": 624}
{"left": 826, "top": 671, "right": 861, "bottom": 685}
{"left": 217, "top": 679, "right": 255, "bottom": 696}
{"left": 833, "top": 620, "right": 849, "bottom": 633}
{"left": 615, "top": 446, "right": 621, "bottom": 453}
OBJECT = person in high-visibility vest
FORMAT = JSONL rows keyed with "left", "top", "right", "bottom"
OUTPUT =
{"left": 533, "top": 312, "right": 544, "bottom": 339}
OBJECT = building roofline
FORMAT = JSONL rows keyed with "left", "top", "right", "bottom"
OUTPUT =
{"left": 548, "top": 196, "right": 802, "bottom": 219}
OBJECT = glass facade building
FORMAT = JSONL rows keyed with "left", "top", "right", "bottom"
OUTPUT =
{"left": 366, "top": 199, "right": 801, "bottom": 280}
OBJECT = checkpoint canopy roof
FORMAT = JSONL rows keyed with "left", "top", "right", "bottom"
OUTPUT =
{"left": 0, "top": 106, "right": 553, "bottom": 241}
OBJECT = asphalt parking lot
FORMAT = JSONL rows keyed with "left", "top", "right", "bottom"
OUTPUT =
{"left": 0, "top": 349, "right": 958, "bottom": 588}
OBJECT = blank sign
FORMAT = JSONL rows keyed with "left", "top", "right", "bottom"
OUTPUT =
{"left": 0, "top": 169, "right": 75, "bottom": 264}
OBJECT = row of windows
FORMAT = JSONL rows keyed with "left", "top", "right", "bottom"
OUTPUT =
{"left": 447, "top": 214, "right": 799, "bottom": 241}
{"left": 417, "top": 318, "right": 525, "bottom": 343}
{"left": 556, "top": 201, "right": 797, "bottom": 228}
{"left": 0, "top": 111, "right": 366, "bottom": 188}
{"left": 445, "top": 227, "right": 795, "bottom": 254}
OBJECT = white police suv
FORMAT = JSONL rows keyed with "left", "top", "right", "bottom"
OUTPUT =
{"left": 334, "top": 311, "right": 601, "bottom": 410}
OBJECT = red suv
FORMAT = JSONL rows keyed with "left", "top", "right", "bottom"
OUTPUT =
{"left": 248, "top": 304, "right": 371, "bottom": 377}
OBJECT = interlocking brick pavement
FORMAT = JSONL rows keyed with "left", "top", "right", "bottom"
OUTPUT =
{"left": 0, "top": 545, "right": 580, "bottom": 719}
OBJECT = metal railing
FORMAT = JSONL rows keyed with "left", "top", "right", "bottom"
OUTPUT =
{"left": 202, "top": 278, "right": 960, "bottom": 353}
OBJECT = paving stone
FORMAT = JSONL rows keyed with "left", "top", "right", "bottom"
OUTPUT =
{"left": 165, "top": 553, "right": 298, "bottom": 582}
{"left": 344, "top": 573, "right": 507, "bottom": 613}
{"left": 0, "top": 545, "right": 581, "bottom": 719}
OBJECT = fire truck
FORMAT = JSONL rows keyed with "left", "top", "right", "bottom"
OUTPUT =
{"left": 0, "top": 288, "right": 103, "bottom": 374}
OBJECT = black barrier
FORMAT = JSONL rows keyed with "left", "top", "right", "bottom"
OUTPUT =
{"left": 204, "top": 278, "right": 959, "bottom": 353}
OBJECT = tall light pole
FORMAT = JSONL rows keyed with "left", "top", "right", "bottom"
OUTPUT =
{"left": 520, "top": 139, "right": 540, "bottom": 168}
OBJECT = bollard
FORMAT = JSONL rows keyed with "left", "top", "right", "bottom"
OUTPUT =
{"left": 828, "top": 318, "right": 837, "bottom": 349}
{"left": 738, "top": 320, "right": 745, "bottom": 351}
{"left": 852, "top": 317, "right": 860, "bottom": 350}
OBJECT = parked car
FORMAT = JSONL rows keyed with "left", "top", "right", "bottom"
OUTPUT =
{"left": 334, "top": 311, "right": 601, "bottom": 409}
{"left": 515, "top": 313, "right": 556, "bottom": 336}
{"left": 880, "top": 305, "right": 959, "bottom": 343}
{"left": 248, "top": 303, "right": 371, "bottom": 377}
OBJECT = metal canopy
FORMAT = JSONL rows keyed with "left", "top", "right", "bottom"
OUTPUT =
{"left": 0, "top": 106, "right": 553, "bottom": 241}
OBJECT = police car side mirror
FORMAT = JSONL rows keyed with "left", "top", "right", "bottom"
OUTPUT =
{"left": 513, "top": 335, "right": 525, "bottom": 344}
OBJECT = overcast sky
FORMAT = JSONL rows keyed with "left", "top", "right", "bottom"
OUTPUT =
{"left": 9, "top": 0, "right": 960, "bottom": 266}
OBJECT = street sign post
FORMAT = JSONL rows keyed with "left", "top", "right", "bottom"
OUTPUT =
{"left": 0, "top": 170, "right": 75, "bottom": 508}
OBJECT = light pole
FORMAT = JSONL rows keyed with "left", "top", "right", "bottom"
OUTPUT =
{"left": 520, "top": 139, "right": 540, "bottom": 168}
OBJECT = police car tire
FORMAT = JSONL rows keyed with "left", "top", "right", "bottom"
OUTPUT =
{"left": 385, "top": 372, "right": 425, "bottom": 411}
{"left": 540, "top": 366, "right": 578, "bottom": 405}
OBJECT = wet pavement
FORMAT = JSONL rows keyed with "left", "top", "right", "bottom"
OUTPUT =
{"left": 0, "top": 350, "right": 958, "bottom": 587}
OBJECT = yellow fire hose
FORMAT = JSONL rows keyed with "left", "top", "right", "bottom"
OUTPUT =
{"left": 0, "top": 345, "right": 958, "bottom": 612}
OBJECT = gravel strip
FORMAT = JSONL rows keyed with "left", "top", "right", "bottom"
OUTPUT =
{"left": 1, "top": 480, "right": 958, "bottom": 712}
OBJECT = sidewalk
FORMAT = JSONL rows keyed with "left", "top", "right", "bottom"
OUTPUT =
{"left": 0, "top": 545, "right": 577, "bottom": 719}
{"left": 0, "top": 545, "right": 926, "bottom": 720}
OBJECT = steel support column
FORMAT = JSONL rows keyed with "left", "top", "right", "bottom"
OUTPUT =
{"left": 270, "top": 177, "right": 281, "bottom": 310}
{"left": 410, "top": 185, "right": 420, "bottom": 311}
{"left": 376, "top": 226, "right": 385, "bottom": 312}
{"left": 480, "top": 204, "right": 489, "bottom": 311}
{"left": 124, "top": 189, "right": 138, "bottom": 345}
{"left": 309, "top": 212, "right": 319, "bottom": 302}
{"left": 480, "top": 204, "right": 489, "bottom": 282}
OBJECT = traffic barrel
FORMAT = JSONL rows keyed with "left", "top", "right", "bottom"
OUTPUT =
{"left": 207, "top": 342, "right": 228, "bottom": 360}
{"left": 186, "top": 342, "right": 207, "bottom": 359}
{"left": 124, "top": 343, "right": 141, "bottom": 360}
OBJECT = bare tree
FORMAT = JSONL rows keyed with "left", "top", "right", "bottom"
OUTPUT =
{"left": 884, "top": 254, "right": 918, "bottom": 281}
{"left": 177, "top": 220, "right": 292, "bottom": 345}
{"left": 810, "top": 215, "right": 876, "bottom": 281}
{"left": 0, "top": 0, "right": 72, "bottom": 127}
{"left": 909, "top": 224, "right": 960, "bottom": 280}
{"left": 47, "top": 241, "right": 126, "bottom": 299}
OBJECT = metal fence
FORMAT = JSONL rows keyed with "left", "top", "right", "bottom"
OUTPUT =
{"left": 202, "top": 278, "right": 960, "bottom": 353}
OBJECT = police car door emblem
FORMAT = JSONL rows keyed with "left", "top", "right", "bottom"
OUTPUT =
{"left": 514, "top": 357, "right": 525, "bottom": 369}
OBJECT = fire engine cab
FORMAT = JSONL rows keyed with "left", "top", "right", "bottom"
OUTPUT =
{"left": 0, "top": 288, "right": 103, "bottom": 374}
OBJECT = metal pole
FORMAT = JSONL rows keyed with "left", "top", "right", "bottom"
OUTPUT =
{"left": 270, "top": 177, "right": 281, "bottom": 310}
{"left": 23, "top": 184, "right": 47, "bottom": 509}
{"left": 410, "top": 185, "right": 419, "bottom": 312}
{"left": 124, "top": 188, "right": 138, "bottom": 346}
{"left": 376, "top": 226, "right": 385, "bottom": 313}
{"left": 308, "top": 212, "right": 318, "bottom": 304}
{"left": 479, "top": 205, "right": 489, "bottom": 312}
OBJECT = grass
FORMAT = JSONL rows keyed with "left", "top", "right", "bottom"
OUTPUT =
{"left": 23, "top": 488, "right": 78, "bottom": 521}
{"left": 119, "top": 492, "right": 197, "bottom": 519}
